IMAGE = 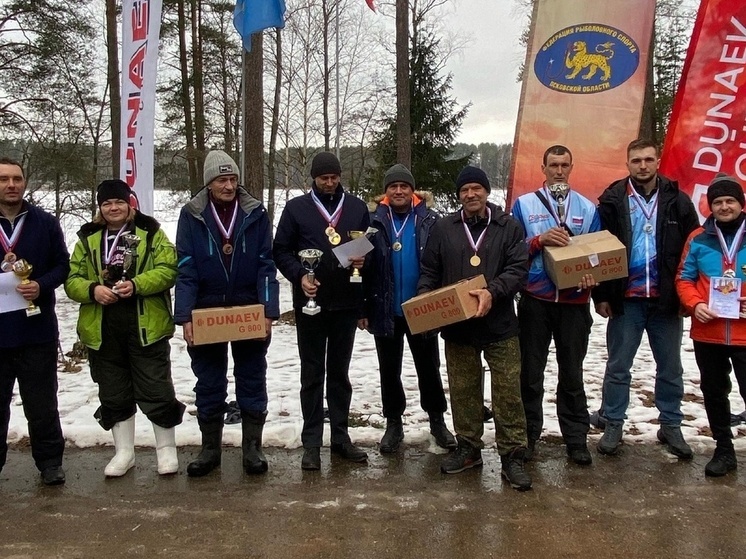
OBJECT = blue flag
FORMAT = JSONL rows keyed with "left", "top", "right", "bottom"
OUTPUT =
{"left": 233, "top": 0, "right": 286, "bottom": 52}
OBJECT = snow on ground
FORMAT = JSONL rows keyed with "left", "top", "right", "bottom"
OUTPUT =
{"left": 7, "top": 189, "right": 746, "bottom": 454}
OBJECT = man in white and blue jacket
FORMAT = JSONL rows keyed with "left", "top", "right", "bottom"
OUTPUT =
{"left": 175, "top": 150, "right": 280, "bottom": 477}
{"left": 512, "top": 145, "right": 600, "bottom": 466}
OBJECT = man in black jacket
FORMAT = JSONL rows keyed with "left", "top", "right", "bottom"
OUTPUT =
{"left": 273, "top": 152, "right": 370, "bottom": 470}
{"left": 365, "top": 164, "right": 455, "bottom": 453}
{"left": 0, "top": 157, "right": 69, "bottom": 486}
{"left": 593, "top": 139, "right": 699, "bottom": 458}
{"left": 418, "top": 166, "right": 532, "bottom": 491}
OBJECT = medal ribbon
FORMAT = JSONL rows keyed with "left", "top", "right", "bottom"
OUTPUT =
{"left": 715, "top": 219, "right": 746, "bottom": 271}
{"left": 542, "top": 186, "right": 572, "bottom": 227}
{"left": 209, "top": 200, "right": 239, "bottom": 244}
{"left": 103, "top": 224, "right": 128, "bottom": 265}
{"left": 628, "top": 179, "right": 658, "bottom": 224}
{"left": 0, "top": 214, "right": 26, "bottom": 253}
{"left": 461, "top": 207, "right": 492, "bottom": 255}
{"left": 387, "top": 206, "right": 412, "bottom": 244}
{"left": 311, "top": 190, "right": 345, "bottom": 228}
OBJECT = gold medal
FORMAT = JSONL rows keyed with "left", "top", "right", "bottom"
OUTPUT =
{"left": 325, "top": 226, "right": 336, "bottom": 237}
{"left": 470, "top": 254, "right": 481, "bottom": 267}
{"left": 330, "top": 233, "right": 341, "bottom": 246}
{"left": 223, "top": 243, "right": 233, "bottom": 255}
{"left": 4, "top": 251, "right": 16, "bottom": 264}
{"left": 101, "top": 268, "right": 110, "bottom": 281}
{"left": 392, "top": 241, "right": 402, "bottom": 252}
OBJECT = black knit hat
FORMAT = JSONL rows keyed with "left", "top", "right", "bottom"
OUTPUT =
{"left": 707, "top": 173, "right": 745, "bottom": 208}
{"left": 383, "top": 164, "right": 415, "bottom": 190}
{"left": 456, "top": 166, "right": 491, "bottom": 196}
{"left": 96, "top": 179, "right": 131, "bottom": 206}
{"left": 310, "top": 152, "right": 342, "bottom": 179}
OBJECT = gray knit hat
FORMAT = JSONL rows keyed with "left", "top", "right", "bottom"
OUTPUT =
{"left": 204, "top": 150, "right": 239, "bottom": 186}
{"left": 707, "top": 173, "right": 745, "bottom": 207}
{"left": 383, "top": 164, "right": 415, "bottom": 190}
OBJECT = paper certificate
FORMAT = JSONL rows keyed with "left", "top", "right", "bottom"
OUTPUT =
{"left": 332, "top": 234, "right": 374, "bottom": 269}
{"left": 0, "top": 271, "right": 28, "bottom": 314}
{"left": 709, "top": 276, "right": 742, "bottom": 320}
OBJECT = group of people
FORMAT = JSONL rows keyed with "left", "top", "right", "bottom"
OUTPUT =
{"left": 1, "top": 140, "right": 744, "bottom": 490}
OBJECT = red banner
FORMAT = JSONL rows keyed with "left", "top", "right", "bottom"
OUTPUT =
{"left": 508, "top": 0, "right": 655, "bottom": 208}
{"left": 659, "top": 0, "right": 746, "bottom": 221}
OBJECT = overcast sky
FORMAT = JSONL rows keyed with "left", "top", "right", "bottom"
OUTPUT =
{"left": 443, "top": 0, "right": 528, "bottom": 146}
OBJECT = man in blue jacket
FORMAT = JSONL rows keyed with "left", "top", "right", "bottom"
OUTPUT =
{"left": 0, "top": 157, "right": 69, "bottom": 485}
{"left": 365, "top": 164, "right": 455, "bottom": 453}
{"left": 175, "top": 150, "right": 280, "bottom": 477}
{"left": 273, "top": 152, "right": 370, "bottom": 470}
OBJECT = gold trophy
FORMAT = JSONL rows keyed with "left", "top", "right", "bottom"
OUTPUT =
{"left": 12, "top": 259, "right": 41, "bottom": 316}
{"left": 298, "top": 248, "right": 324, "bottom": 315}
{"left": 348, "top": 231, "right": 365, "bottom": 283}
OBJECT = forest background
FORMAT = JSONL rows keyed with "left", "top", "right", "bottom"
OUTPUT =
{"left": 0, "top": 0, "right": 696, "bottom": 222}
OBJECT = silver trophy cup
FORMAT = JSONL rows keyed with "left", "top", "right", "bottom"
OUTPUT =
{"left": 298, "top": 248, "right": 324, "bottom": 315}
{"left": 113, "top": 233, "right": 141, "bottom": 294}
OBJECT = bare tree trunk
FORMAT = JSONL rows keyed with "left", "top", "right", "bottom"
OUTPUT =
{"left": 321, "top": 0, "right": 331, "bottom": 151}
{"left": 192, "top": 0, "right": 206, "bottom": 181}
{"left": 177, "top": 0, "right": 198, "bottom": 193}
{"left": 105, "top": 0, "right": 121, "bottom": 178}
{"left": 267, "top": 30, "right": 283, "bottom": 225}
{"left": 640, "top": 27, "right": 656, "bottom": 142}
{"left": 243, "top": 33, "right": 264, "bottom": 201}
{"left": 396, "top": 0, "right": 411, "bottom": 167}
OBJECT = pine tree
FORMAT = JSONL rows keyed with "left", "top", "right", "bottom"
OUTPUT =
{"left": 368, "top": 30, "right": 470, "bottom": 209}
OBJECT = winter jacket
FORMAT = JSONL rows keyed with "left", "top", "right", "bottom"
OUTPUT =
{"left": 174, "top": 187, "right": 280, "bottom": 323}
{"left": 366, "top": 192, "right": 438, "bottom": 337}
{"left": 273, "top": 184, "right": 370, "bottom": 312}
{"left": 0, "top": 202, "right": 70, "bottom": 349}
{"left": 417, "top": 202, "right": 529, "bottom": 346}
{"left": 512, "top": 187, "right": 601, "bottom": 303}
{"left": 677, "top": 215, "right": 746, "bottom": 346}
{"left": 593, "top": 175, "right": 699, "bottom": 316}
{"left": 65, "top": 211, "right": 177, "bottom": 350}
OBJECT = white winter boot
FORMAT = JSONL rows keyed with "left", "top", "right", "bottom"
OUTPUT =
{"left": 105, "top": 416, "right": 136, "bottom": 477}
{"left": 152, "top": 423, "right": 179, "bottom": 475}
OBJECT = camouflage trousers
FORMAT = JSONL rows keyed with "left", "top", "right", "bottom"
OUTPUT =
{"left": 444, "top": 337, "right": 528, "bottom": 455}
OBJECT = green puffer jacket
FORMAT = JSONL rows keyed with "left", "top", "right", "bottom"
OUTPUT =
{"left": 65, "top": 211, "right": 177, "bottom": 350}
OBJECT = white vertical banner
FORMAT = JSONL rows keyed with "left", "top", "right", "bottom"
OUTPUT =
{"left": 120, "top": 0, "right": 162, "bottom": 216}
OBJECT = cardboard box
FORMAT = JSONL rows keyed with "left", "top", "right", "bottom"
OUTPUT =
{"left": 543, "top": 230, "right": 628, "bottom": 290}
{"left": 402, "top": 275, "right": 487, "bottom": 335}
{"left": 192, "top": 305, "right": 266, "bottom": 345}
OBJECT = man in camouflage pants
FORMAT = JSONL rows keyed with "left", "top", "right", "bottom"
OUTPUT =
{"left": 418, "top": 166, "right": 532, "bottom": 491}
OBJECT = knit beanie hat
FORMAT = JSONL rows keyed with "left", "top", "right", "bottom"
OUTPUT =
{"left": 456, "top": 166, "right": 491, "bottom": 196}
{"left": 96, "top": 179, "right": 131, "bottom": 206}
{"left": 707, "top": 173, "right": 745, "bottom": 207}
{"left": 383, "top": 164, "right": 415, "bottom": 190}
{"left": 310, "top": 152, "right": 342, "bottom": 179}
{"left": 204, "top": 150, "right": 240, "bottom": 186}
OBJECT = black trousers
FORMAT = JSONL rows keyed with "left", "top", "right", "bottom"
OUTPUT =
{"left": 374, "top": 316, "right": 446, "bottom": 419}
{"left": 296, "top": 309, "right": 358, "bottom": 448}
{"left": 88, "top": 303, "right": 184, "bottom": 430}
{"left": 0, "top": 340, "right": 64, "bottom": 472}
{"left": 693, "top": 341, "right": 746, "bottom": 449}
{"left": 518, "top": 295, "right": 592, "bottom": 446}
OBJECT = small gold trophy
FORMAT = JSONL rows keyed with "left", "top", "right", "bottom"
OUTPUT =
{"left": 348, "top": 231, "right": 365, "bottom": 283}
{"left": 12, "top": 259, "right": 41, "bottom": 316}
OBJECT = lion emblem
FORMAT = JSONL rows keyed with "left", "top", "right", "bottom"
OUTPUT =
{"left": 565, "top": 41, "right": 615, "bottom": 81}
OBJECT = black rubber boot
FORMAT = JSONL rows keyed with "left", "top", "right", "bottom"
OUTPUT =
{"left": 241, "top": 411, "right": 269, "bottom": 475}
{"left": 187, "top": 417, "right": 223, "bottom": 477}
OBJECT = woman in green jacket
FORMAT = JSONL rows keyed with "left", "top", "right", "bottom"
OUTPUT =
{"left": 65, "top": 180, "right": 185, "bottom": 477}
